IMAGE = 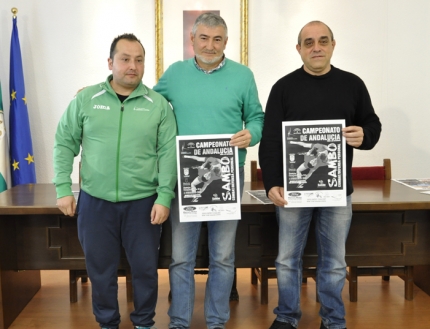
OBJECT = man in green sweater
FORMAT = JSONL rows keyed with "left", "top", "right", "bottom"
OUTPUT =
{"left": 154, "top": 12, "right": 264, "bottom": 329}
{"left": 53, "top": 33, "right": 177, "bottom": 329}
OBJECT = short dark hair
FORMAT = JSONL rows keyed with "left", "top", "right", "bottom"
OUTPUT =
{"left": 212, "top": 167, "right": 221, "bottom": 177}
{"left": 310, "top": 148, "right": 319, "bottom": 157}
{"left": 298, "top": 21, "right": 334, "bottom": 45}
{"left": 319, "top": 153, "right": 328, "bottom": 163}
{"left": 110, "top": 33, "right": 145, "bottom": 59}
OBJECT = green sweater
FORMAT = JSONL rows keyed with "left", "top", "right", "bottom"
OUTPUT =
{"left": 154, "top": 58, "right": 264, "bottom": 167}
{"left": 53, "top": 75, "right": 177, "bottom": 208}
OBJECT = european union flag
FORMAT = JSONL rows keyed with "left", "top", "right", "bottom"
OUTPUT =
{"left": 9, "top": 16, "right": 36, "bottom": 186}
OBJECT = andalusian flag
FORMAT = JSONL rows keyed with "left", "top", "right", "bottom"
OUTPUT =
{"left": 9, "top": 16, "right": 36, "bottom": 186}
{"left": 1, "top": 81, "right": 11, "bottom": 192}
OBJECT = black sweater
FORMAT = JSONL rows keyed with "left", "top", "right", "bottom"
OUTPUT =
{"left": 259, "top": 66, "right": 381, "bottom": 196}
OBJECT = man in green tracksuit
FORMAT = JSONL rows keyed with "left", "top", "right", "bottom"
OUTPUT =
{"left": 53, "top": 33, "right": 177, "bottom": 329}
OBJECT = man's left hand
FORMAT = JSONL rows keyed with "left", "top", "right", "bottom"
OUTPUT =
{"left": 230, "top": 129, "right": 251, "bottom": 149}
{"left": 342, "top": 126, "right": 364, "bottom": 147}
{"left": 150, "top": 204, "right": 170, "bottom": 225}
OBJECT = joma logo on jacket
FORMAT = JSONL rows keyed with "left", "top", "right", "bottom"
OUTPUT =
{"left": 93, "top": 104, "right": 111, "bottom": 110}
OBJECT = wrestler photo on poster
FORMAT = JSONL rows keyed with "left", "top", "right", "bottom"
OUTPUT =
{"left": 176, "top": 134, "right": 241, "bottom": 222}
{"left": 282, "top": 120, "right": 347, "bottom": 207}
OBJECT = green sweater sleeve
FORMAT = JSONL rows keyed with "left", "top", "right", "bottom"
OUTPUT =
{"left": 243, "top": 72, "right": 264, "bottom": 147}
{"left": 154, "top": 97, "right": 177, "bottom": 208}
{"left": 52, "top": 96, "right": 83, "bottom": 199}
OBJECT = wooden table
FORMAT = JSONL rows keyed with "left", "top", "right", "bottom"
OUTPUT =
{"left": 242, "top": 180, "right": 430, "bottom": 303}
{"left": 1, "top": 181, "right": 430, "bottom": 328}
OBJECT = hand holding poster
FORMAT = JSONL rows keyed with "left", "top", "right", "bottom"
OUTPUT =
{"left": 176, "top": 134, "right": 241, "bottom": 222}
{"left": 282, "top": 120, "right": 346, "bottom": 207}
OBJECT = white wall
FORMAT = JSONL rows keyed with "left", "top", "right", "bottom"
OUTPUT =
{"left": 248, "top": 0, "right": 430, "bottom": 179}
{"left": 0, "top": 0, "right": 156, "bottom": 183}
{"left": 1, "top": 0, "right": 429, "bottom": 184}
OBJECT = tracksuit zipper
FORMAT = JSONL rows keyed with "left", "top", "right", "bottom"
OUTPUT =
{"left": 116, "top": 103, "right": 125, "bottom": 202}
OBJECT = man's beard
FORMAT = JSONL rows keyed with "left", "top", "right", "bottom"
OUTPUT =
{"left": 196, "top": 53, "right": 223, "bottom": 65}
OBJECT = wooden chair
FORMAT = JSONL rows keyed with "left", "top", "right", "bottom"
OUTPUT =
{"left": 348, "top": 158, "right": 413, "bottom": 301}
{"left": 250, "top": 161, "right": 278, "bottom": 304}
{"left": 351, "top": 158, "right": 391, "bottom": 180}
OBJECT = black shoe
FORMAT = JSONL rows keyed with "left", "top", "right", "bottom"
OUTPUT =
{"left": 269, "top": 320, "right": 295, "bottom": 329}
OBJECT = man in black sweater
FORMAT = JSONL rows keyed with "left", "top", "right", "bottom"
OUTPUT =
{"left": 259, "top": 21, "right": 381, "bottom": 329}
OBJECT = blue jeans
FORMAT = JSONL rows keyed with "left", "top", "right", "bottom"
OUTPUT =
{"left": 168, "top": 167, "right": 244, "bottom": 329}
{"left": 274, "top": 196, "right": 352, "bottom": 329}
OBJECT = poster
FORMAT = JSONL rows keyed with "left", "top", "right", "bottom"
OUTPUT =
{"left": 176, "top": 134, "right": 241, "bottom": 222}
{"left": 393, "top": 179, "right": 430, "bottom": 191}
{"left": 246, "top": 190, "right": 273, "bottom": 204}
{"left": 282, "top": 120, "right": 346, "bottom": 207}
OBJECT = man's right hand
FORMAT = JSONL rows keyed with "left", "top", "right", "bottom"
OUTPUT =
{"left": 57, "top": 195, "right": 76, "bottom": 216}
{"left": 268, "top": 186, "right": 288, "bottom": 207}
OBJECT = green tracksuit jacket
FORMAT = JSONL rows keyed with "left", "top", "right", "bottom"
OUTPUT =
{"left": 53, "top": 75, "right": 177, "bottom": 208}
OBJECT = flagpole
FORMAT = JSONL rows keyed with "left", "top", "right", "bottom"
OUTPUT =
{"left": 11, "top": 7, "right": 18, "bottom": 18}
